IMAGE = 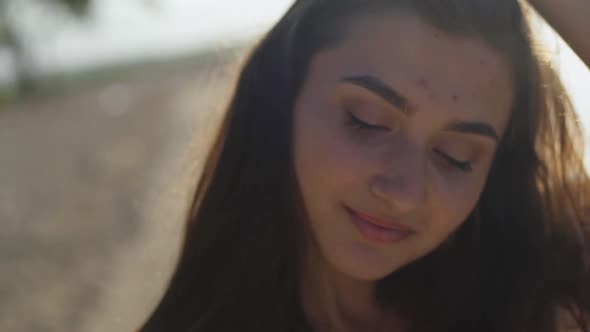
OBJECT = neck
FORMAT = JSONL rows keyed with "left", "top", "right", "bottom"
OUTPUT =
{"left": 298, "top": 240, "right": 395, "bottom": 332}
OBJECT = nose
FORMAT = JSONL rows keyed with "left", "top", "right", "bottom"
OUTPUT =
{"left": 369, "top": 151, "right": 428, "bottom": 214}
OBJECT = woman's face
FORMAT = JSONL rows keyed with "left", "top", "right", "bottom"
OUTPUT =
{"left": 293, "top": 12, "right": 514, "bottom": 280}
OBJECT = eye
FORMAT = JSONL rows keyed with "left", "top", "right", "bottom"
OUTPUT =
{"left": 345, "top": 110, "right": 389, "bottom": 131}
{"left": 434, "top": 149, "right": 473, "bottom": 172}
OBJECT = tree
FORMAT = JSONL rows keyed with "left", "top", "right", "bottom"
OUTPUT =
{"left": 0, "top": 0, "right": 91, "bottom": 94}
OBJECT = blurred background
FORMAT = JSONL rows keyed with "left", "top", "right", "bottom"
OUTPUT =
{"left": 0, "top": 1, "right": 588, "bottom": 332}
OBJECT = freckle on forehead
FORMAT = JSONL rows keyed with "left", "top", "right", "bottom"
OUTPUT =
{"left": 433, "top": 33, "right": 440, "bottom": 39}
{"left": 417, "top": 77, "right": 430, "bottom": 89}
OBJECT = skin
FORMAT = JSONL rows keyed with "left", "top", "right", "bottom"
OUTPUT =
{"left": 293, "top": 11, "right": 514, "bottom": 332}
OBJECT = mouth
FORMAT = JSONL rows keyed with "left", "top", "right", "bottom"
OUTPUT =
{"left": 343, "top": 205, "right": 414, "bottom": 244}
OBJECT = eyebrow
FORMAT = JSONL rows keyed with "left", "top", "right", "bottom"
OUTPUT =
{"left": 341, "top": 75, "right": 413, "bottom": 115}
{"left": 447, "top": 122, "right": 499, "bottom": 142}
{"left": 341, "top": 74, "right": 499, "bottom": 143}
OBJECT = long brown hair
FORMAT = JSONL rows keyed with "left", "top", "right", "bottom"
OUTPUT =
{"left": 138, "top": 1, "right": 590, "bottom": 331}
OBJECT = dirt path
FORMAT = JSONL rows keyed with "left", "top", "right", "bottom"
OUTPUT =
{"left": 0, "top": 54, "right": 240, "bottom": 332}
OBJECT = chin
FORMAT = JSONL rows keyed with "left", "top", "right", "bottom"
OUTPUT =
{"left": 326, "top": 244, "right": 410, "bottom": 281}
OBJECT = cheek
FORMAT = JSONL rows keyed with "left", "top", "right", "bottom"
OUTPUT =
{"left": 428, "top": 171, "right": 487, "bottom": 235}
{"left": 293, "top": 105, "right": 370, "bottom": 198}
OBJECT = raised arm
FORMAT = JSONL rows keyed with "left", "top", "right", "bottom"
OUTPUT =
{"left": 527, "top": 0, "right": 590, "bottom": 68}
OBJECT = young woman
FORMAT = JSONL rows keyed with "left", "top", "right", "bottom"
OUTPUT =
{"left": 138, "top": 1, "right": 590, "bottom": 331}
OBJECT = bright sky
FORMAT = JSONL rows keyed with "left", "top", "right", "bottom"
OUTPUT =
{"left": 31, "top": 0, "right": 295, "bottom": 73}
{"left": 538, "top": 24, "right": 590, "bottom": 127}
{"left": 2, "top": 0, "right": 589, "bottom": 140}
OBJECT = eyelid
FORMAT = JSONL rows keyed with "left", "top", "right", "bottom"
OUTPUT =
{"left": 347, "top": 110, "right": 389, "bottom": 130}
{"left": 341, "top": 98, "right": 401, "bottom": 132}
{"left": 434, "top": 149, "right": 470, "bottom": 163}
{"left": 336, "top": 84, "right": 408, "bottom": 117}
{"left": 433, "top": 149, "right": 473, "bottom": 172}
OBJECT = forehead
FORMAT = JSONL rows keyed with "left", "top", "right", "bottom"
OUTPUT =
{"left": 305, "top": 11, "right": 515, "bottom": 135}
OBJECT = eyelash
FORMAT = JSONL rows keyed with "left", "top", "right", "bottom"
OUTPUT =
{"left": 345, "top": 110, "right": 388, "bottom": 131}
{"left": 345, "top": 111, "right": 473, "bottom": 173}
{"left": 434, "top": 149, "right": 473, "bottom": 172}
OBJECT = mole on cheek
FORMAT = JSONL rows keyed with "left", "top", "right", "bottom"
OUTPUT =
{"left": 452, "top": 94, "right": 460, "bottom": 103}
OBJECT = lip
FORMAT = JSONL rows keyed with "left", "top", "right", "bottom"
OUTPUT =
{"left": 344, "top": 205, "right": 414, "bottom": 244}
